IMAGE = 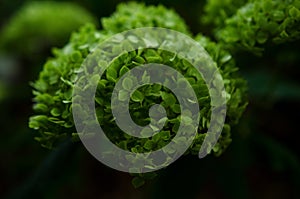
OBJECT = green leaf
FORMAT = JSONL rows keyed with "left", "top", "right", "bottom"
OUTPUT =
{"left": 161, "top": 92, "right": 176, "bottom": 106}
{"left": 133, "top": 56, "right": 146, "bottom": 64}
{"left": 33, "top": 104, "right": 48, "bottom": 112}
{"left": 71, "top": 51, "right": 82, "bottom": 62}
{"left": 256, "top": 31, "right": 268, "bottom": 44}
{"left": 118, "top": 90, "right": 129, "bottom": 101}
{"left": 145, "top": 56, "right": 163, "bottom": 63}
{"left": 122, "top": 77, "right": 133, "bottom": 90}
{"left": 97, "top": 79, "right": 107, "bottom": 90}
{"left": 289, "top": 6, "right": 300, "bottom": 18}
{"left": 141, "top": 127, "right": 153, "bottom": 137}
{"left": 160, "top": 130, "right": 170, "bottom": 140}
{"left": 118, "top": 141, "right": 128, "bottom": 150}
{"left": 119, "top": 66, "right": 130, "bottom": 76}
{"left": 181, "top": 115, "right": 193, "bottom": 125}
{"left": 50, "top": 108, "right": 61, "bottom": 116}
{"left": 29, "top": 115, "right": 47, "bottom": 129}
{"left": 141, "top": 71, "right": 150, "bottom": 83}
{"left": 95, "top": 97, "right": 104, "bottom": 105}
{"left": 171, "top": 104, "right": 181, "bottom": 113}
{"left": 131, "top": 90, "right": 144, "bottom": 102}
{"left": 106, "top": 67, "right": 118, "bottom": 82}
{"left": 144, "top": 140, "right": 155, "bottom": 150}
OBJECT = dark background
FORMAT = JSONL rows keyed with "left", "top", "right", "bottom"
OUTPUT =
{"left": 0, "top": 0, "right": 300, "bottom": 198}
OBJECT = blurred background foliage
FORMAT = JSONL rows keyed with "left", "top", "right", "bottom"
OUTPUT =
{"left": 0, "top": 0, "right": 299, "bottom": 199}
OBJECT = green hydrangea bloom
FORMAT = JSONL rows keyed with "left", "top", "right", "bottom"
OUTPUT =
{"left": 29, "top": 3, "right": 247, "bottom": 159}
{"left": 212, "top": 0, "right": 300, "bottom": 55}
{"left": 29, "top": 3, "right": 248, "bottom": 187}
{"left": 0, "top": 1, "right": 97, "bottom": 56}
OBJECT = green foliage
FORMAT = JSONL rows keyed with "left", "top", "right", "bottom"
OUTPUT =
{"left": 193, "top": 34, "right": 248, "bottom": 155}
{"left": 29, "top": 2, "right": 247, "bottom": 155}
{"left": 202, "top": 0, "right": 248, "bottom": 27}
{"left": 0, "top": 1, "right": 97, "bottom": 56}
{"left": 28, "top": 2, "right": 247, "bottom": 186}
{"left": 202, "top": 0, "right": 300, "bottom": 55}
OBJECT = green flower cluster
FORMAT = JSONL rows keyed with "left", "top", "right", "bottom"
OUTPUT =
{"left": 203, "top": 0, "right": 300, "bottom": 55}
{"left": 29, "top": 2, "right": 247, "bottom": 165}
{"left": 0, "top": 1, "right": 96, "bottom": 56}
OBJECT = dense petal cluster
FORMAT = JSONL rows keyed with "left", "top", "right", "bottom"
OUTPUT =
{"left": 202, "top": 0, "right": 300, "bottom": 55}
{"left": 29, "top": 3, "right": 247, "bottom": 159}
